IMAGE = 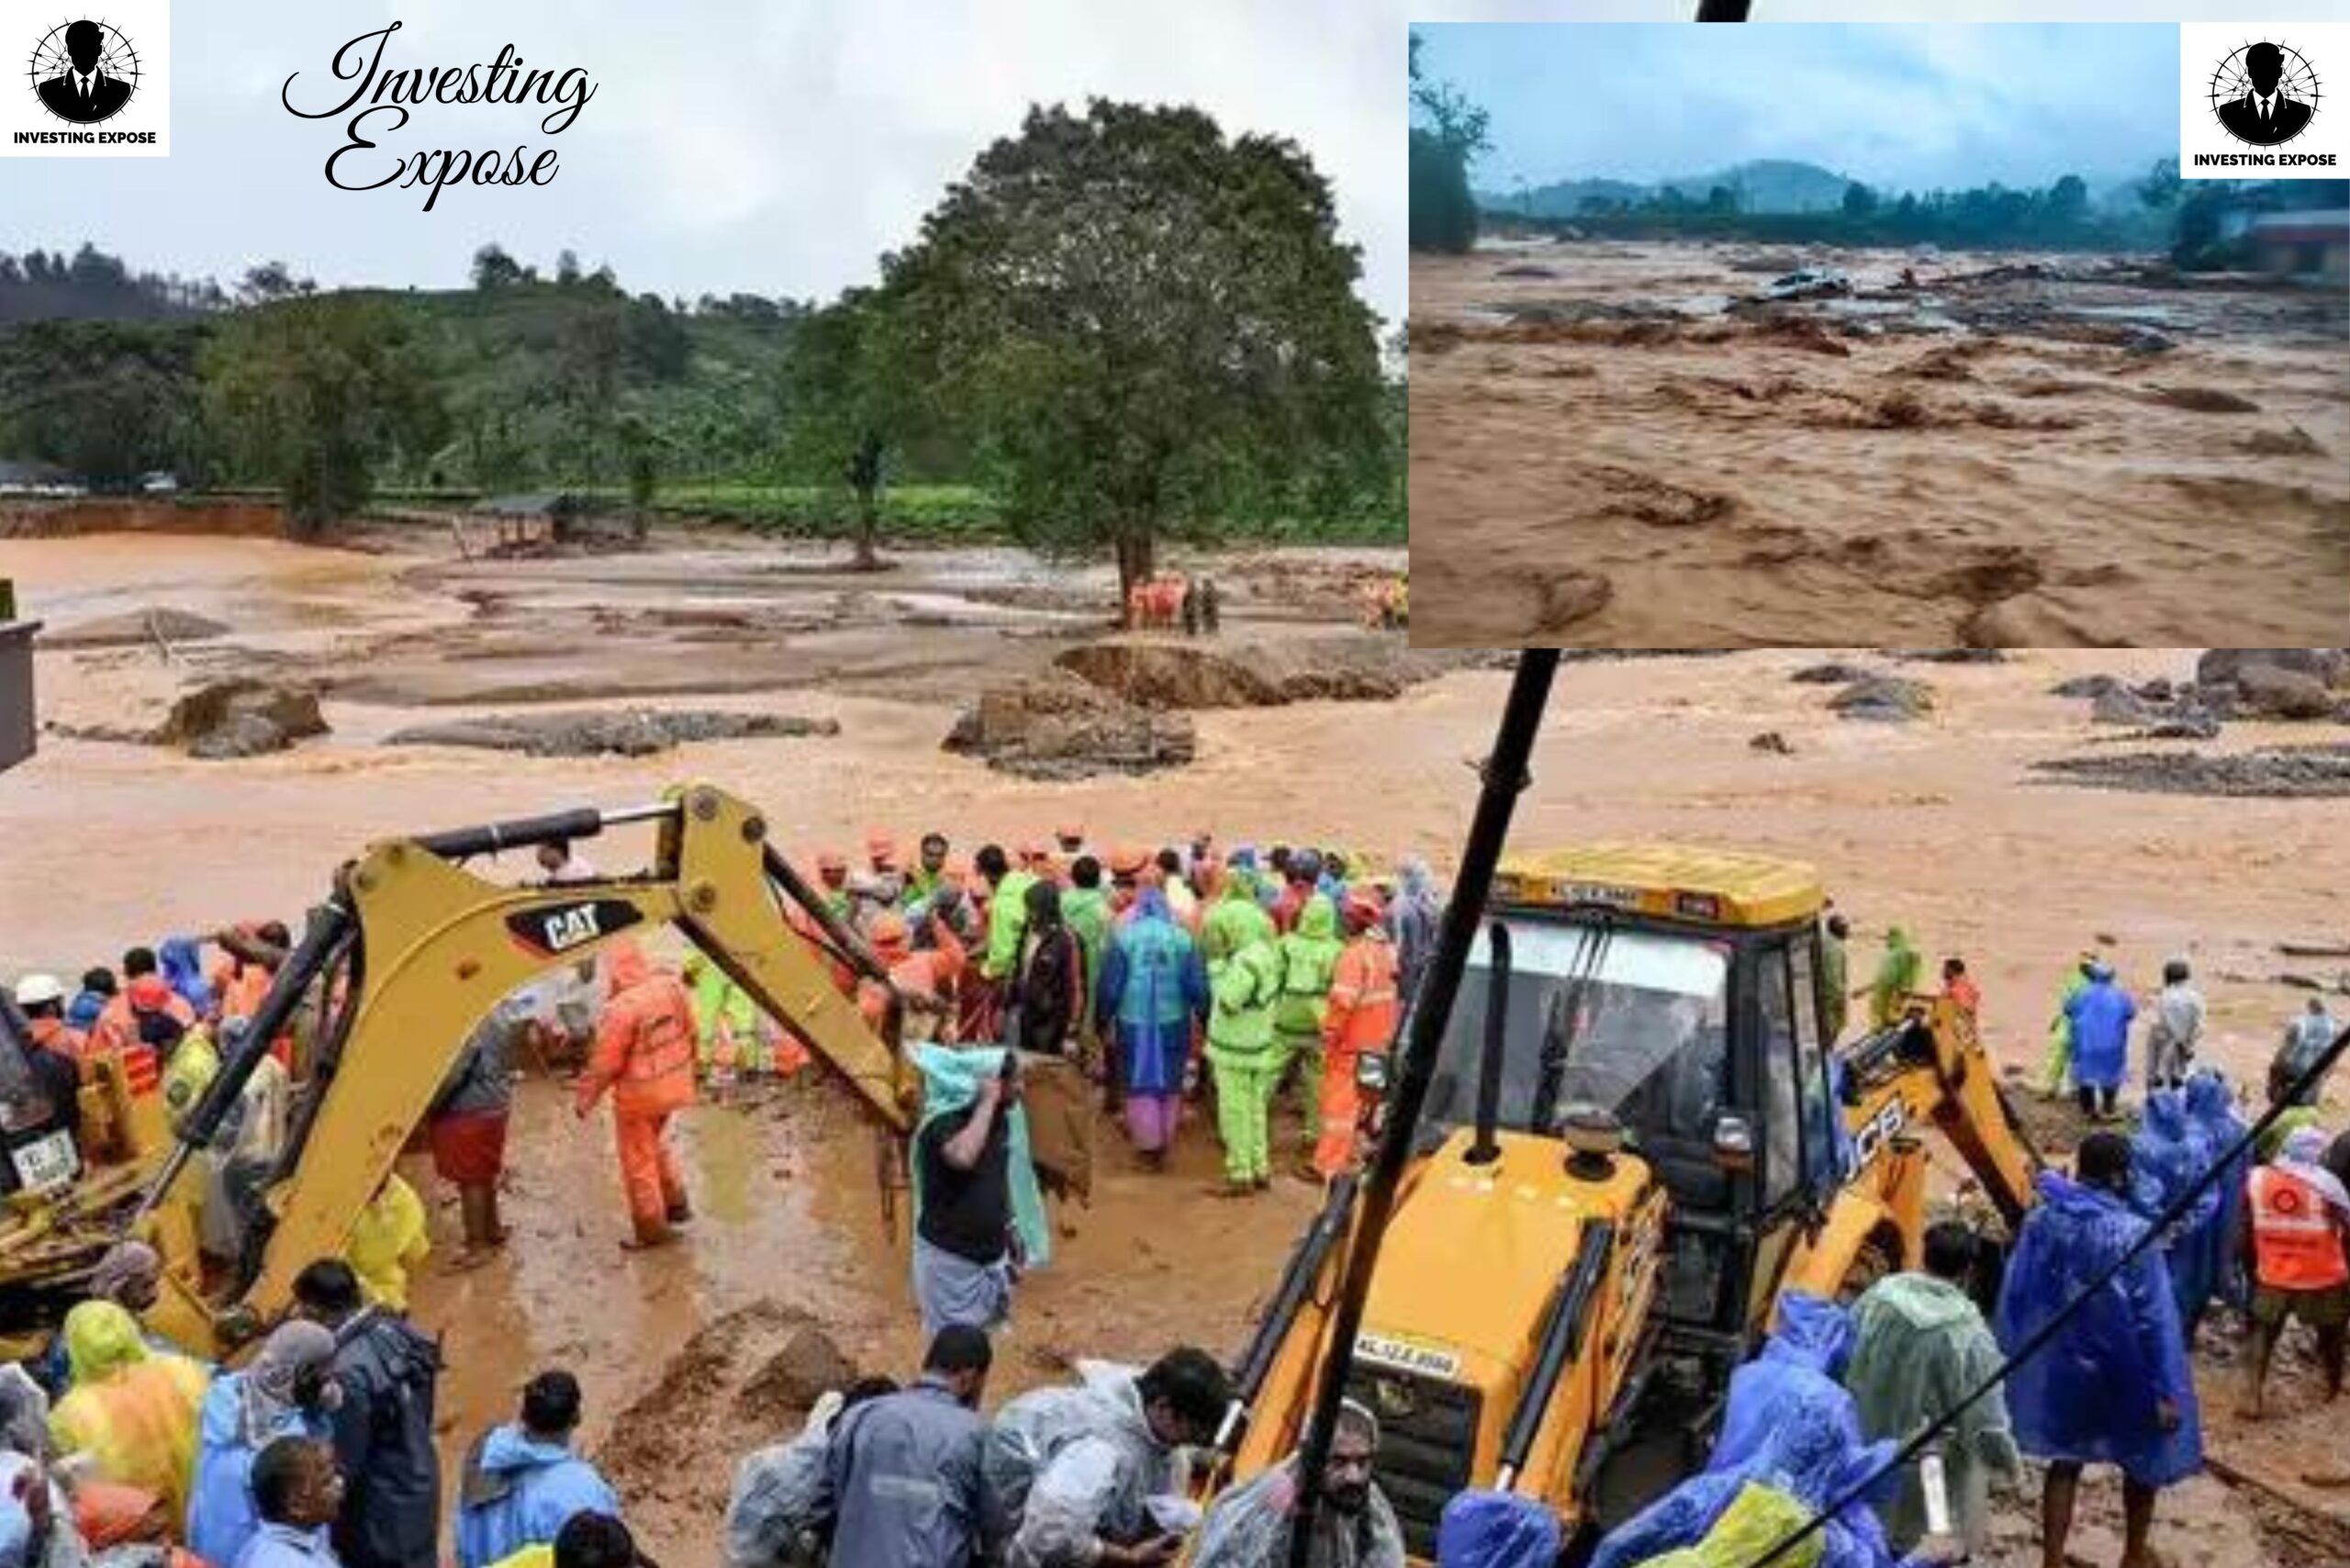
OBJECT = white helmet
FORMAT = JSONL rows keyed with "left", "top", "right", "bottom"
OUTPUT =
{"left": 13, "top": 973, "right": 65, "bottom": 1009}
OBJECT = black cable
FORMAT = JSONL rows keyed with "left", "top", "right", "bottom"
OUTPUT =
{"left": 1730, "top": 1022, "right": 2350, "bottom": 1568}
{"left": 1695, "top": 0, "right": 1752, "bottom": 19}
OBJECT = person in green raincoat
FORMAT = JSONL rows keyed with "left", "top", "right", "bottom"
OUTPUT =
{"left": 1061, "top": 856, "right": 1113, "bottom": 1072}
{"left": 1203, "top": 868, "right": 1277, "bottom": 969}
{"left": 1844, "top": 1222, "right": 2020, "bottom": 1554}
{"left": 1819, "top": 914, "right": 1850, "bottom": 1043}
{"left": 1866, "top": 926, "right": 1921, "bottom": 1031}
{"left": 1274, "top": 894, "right": 1343, "bottom": 1170}
{"left": 2038, "top": 953, "right": 2098, "bottom": 1100}
{"left": 683, "top": 952, "right": 767, "bottom": 1081}
{"left": 1206, "top": 930, "right": 1286, "bottom": 1197}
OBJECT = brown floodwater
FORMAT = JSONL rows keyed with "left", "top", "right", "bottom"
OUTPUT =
{"left": 3, "top": 528, "right": 2346, "bottom": 1562}
{"left": 1409, "top": 241, "right": 2350, "bottom": 648}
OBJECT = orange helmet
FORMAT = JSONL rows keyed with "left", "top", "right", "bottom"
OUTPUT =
{"left": 816, "top": 850, "right": 848, "bottom": 876}
{"left": 1107, "top": 845, "right": 1148, "bottom": 876}
{"left": 864, "top": 829, "right": 897, "bottom": 864}
{"left": 870, "top": 911, "right": 911, "bottom": 951}
{"left": 1343, "top": 892, "right": 1384, "bottom": 932}
{"left": 1055, "top": 822, "right": 1085, "bottom": 845}
{"left": 1018, "top": 841, "right": 1049, "bottom": 864}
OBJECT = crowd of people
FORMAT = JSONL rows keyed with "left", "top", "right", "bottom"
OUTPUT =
{"left": 10, "top": 838, "right": 2346, "bottom": 1568}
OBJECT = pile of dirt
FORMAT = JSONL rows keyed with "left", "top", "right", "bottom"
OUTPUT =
{"left": 1052, "top": 636, "right": 1483, "bottom": 711}
{"left": 386, "top": 709, "right": 840, "bottom": 757}
{"left": 942, "top": 668, "right": 1197, "bottom": 780}
{"left": 599, "top": 1301, "right": 858, "bottom": 1514}
{"left": 154, "top": 678, "right": 328, "bottom": 759}
{"left": 2033, "top": 744, "right": 2350, "bottom": 799}
{"left": 39, "top": 606, "right": 231, "bottom": 651}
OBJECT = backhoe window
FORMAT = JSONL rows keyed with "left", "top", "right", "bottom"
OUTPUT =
{"left": 1426, "top": 921, "right": 1732, "bottom": 1152}
{"left": 1757, "top": 949, "right": 1801, "bottom": 1204}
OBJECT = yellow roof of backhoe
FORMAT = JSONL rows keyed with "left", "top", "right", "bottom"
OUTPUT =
{"left": 1493, "top": 842, "right": 1823, "bottom": 928}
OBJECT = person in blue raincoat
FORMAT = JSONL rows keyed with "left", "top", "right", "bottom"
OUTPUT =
{"left": 455, "top": 1371, "right": 621, "bottom": 1568}
{"left": 2183, "top": 1071, "right": 2252, "bottom": 1321}
{"left": 157, "top": 938, "right": 218, "bottom": 1023}
{"left": 2131, "top": 1088, "right": 2221, "bottom": 1339}
{"left": 2064, "top": 963, "right": 2136, "bottom": 1122}
{"left": 1996, "top": 1131, "right": 2201, "bottom": 1568}
{"left": 1708, "top": 1291, "right": 1860, "bottom": 1478}
{"left": 188, "top": 1322, "right": 341, "bottom": 1568}
{"left": 1589, "top": 1388, "right": 1902, "bottom": 1568}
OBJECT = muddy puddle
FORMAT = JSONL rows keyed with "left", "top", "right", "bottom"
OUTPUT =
{"left": 1409, "top": 241, "right": 2350, "bottom": 647}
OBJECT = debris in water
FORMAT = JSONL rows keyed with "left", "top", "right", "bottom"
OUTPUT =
{"left": 1829, "top": 676, "right": 1935, "bottom": 723}
{"left": 386, "top": 709, "right": 840, "bottom": 757}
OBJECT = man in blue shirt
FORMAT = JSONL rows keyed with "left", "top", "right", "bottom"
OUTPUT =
{"left": 820, "top": 1326, "right": 992, "bottom": 1567}
{"left": 234, "top": 1437, "right": 345, "bottom": 1568}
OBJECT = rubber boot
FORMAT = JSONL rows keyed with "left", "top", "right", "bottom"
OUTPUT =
{"left": 621, "top": 1215, "right": 676, "bottom": 1252}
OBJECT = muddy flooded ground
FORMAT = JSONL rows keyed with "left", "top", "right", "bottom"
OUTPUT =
{"left": 2, "top": 528, "right": 2347, "bottom": 1564}
{"left": 1408, "top": 241, "right": 2350, "bottom": 648}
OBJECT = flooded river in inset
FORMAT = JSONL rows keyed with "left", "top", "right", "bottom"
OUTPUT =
{"left": 1409, "top": 241, "right": 2350, "bottom": 648}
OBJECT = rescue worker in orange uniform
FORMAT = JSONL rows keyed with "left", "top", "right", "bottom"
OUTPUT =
{"left": 1315, "top": 894, "right": 1400, "bottom": 1179}
{"left": 859, "top": 911, "right": 968, "bottom": 1041}
{"left": 92, "top": 949, "right": 196, "bottom": 1059}
{"left": 2240, "top": 1126, "right": 2350, "bottom": 1418}
{"left": 575, "top": 940, "right": 699, "bottom": 1251}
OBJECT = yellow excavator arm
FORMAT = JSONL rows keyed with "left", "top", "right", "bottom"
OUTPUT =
{"left": 131, "top": 783, "right": 917, "bottom": 1354}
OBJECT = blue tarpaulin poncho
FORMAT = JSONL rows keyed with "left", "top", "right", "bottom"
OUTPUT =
{"left": 1590, "top": 1394, "right": 1901, "bottom": 1568}
{"left": 1709, "top": 1292, "right": 1859, "bottom": 1480}
{"left": 2131, "top": 1089, "right": 2221, "bottom": 1329}
{"left": 2064, "top": 973, "right": 2136, "bottom": 1092}
{"left": 1994, "top": 1170, "right": 2202, "bottom": 1489}
{"left": 2183, "top": 1071, "right": 2251, "bottom": 1311}
{"left": 1435, "top": 1492, "right": 1560, "bottom": 1568}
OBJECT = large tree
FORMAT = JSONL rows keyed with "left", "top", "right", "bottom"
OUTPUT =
{"left": 885, "top": 99, "right": 1384, "bottom": 601}
{"left": 201, "top": 295, "right": 441, "bottom": 537}
{"left": 1408, "top": 30, "right": 1490, "bottom": 253}
{"left": 780, "top": 286, "right": 915, "bottom": 570}
{"left": 0, "top": 319, "right": 203, "bottom": 488}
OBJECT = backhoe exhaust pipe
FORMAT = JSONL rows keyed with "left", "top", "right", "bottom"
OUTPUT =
{"left": 1285, "top": 650, "right": 1560, "bottom": 1568}
{"left": 1467, "top": 921, "right": 1511, "bottom": 1165}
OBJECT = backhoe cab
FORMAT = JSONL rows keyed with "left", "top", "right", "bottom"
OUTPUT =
{"left": 1227, "top": 844, "right": 2042, "bottom": 1562}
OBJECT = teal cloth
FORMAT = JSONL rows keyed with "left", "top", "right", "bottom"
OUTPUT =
{"left": 910, "top": 1044, "right": 1052, "bottom": 1270}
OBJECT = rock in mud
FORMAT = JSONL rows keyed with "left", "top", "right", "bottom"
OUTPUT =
{"left": 1750, "top": 731, "right": 1795, "bottom": 755}
{"left": 733, "top": 1326, "right": 861, "bottom": 1426}
{"left": 1829, "top": 676, "right": 1934, "bottom": 723}
{"left": 158, "top": 679, "right": 328, "bottom": 759}
{"left": 1494, "top": 263, "right": 1561, "bottom": 279}
{"left": 2051, "top": 674, "right": 2127, "bottom": 700}
{"left": 2232, "top": 665, "right": 2340, "bottom": 721}
{"left": 2144, "top": 714, "right": 2223, "bottom": 741}
{"left": 386, "top": 709, "right": 839, "bottom": 757}
{"left": 943, "top": 669, "right": 1196, "bottom": 781}
{"left": 2091, "top": 687, "right": 2154, "bottom": 726}
{"left": 2033, "top": 744, "right": 2350, "bottom": 799}
{"left": 2197, "top": 647, "right": 2346, "bottom": 693}
{"left": 1052, "top": 636, "right": 1480, "bottom": 711}
{"left": 1790, "top": 662, "right": 1873, "bottom": 687}
{"left": 39, "top": 606, "right": 231, "bottom": 650}
{"left": 1896, "top": 648, "right": 2008, "bottom": 665}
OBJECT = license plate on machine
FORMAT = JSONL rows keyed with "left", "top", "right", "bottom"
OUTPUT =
{"left": 10, "top": 1130, "right": 78, "bottom": 1194}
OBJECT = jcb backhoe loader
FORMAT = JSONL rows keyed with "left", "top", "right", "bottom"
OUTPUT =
{"left": 1214, "top": 671, "right": 2046, "bottom": 1564}
{"left": 29, "top": 782, "right": 923, "bottom": 1360}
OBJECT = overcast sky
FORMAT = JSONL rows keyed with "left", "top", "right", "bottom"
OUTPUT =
{"left": 6, "top": 4, "right": 2343, "bottom": 330}
{"left": 1416, "top": 23, "right": 2184, "bottom": 195}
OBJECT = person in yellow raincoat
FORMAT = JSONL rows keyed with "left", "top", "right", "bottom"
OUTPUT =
{"left": 345, "top": 1173, "right": 431, "bottom": 1312}
{"left": 48, "top": 1300, "right": 212, "bottom": 1523}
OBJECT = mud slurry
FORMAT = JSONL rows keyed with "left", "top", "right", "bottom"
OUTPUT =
{"left": 1409, "top": 242, "right": 2350, "bottom": 647}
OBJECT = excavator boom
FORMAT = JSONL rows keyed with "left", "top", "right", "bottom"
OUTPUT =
{"left": 130, "top": 783, "right": 915, "bottom": 1350}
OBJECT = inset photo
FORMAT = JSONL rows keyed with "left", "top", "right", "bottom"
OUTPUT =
{"left": 1408, "top": 23, "right": 2350, "bottom": 648}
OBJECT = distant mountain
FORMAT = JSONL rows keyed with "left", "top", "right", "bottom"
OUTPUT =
{"left": 1482, "top": 159, "right": 1858, "bottom": 218}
